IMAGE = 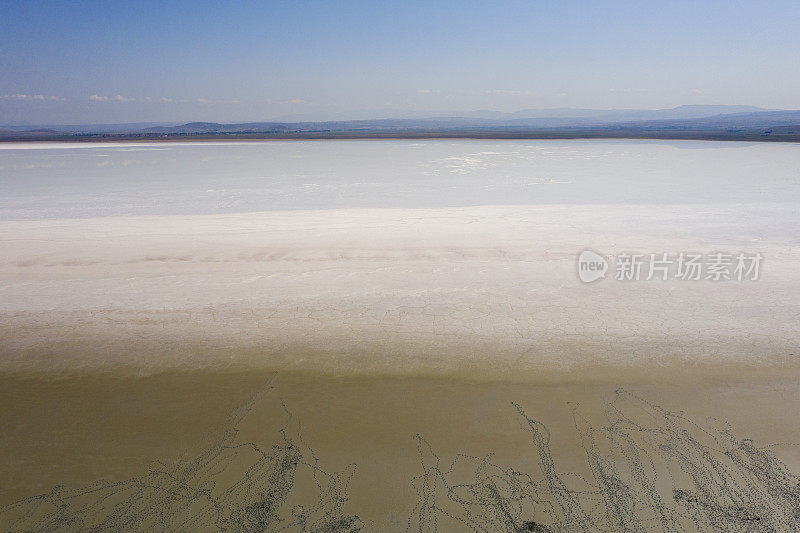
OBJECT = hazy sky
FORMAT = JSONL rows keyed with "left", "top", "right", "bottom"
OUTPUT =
{"left": 2, "top": 0, "right": 799, "bottom": 124}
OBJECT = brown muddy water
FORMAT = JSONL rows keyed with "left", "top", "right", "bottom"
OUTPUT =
{"left": 2, "top": 370, "right": 799, "bottom": 531}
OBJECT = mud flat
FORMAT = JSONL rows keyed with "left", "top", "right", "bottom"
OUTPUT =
{"left": 2, "top": 371, "right": 800, "bottom": 531}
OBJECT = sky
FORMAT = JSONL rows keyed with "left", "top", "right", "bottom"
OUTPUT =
{"left": 2, "top": 0, "right": 799, "bottom": 124}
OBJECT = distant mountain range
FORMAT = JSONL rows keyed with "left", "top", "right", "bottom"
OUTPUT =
{"left": 2, "top": 106, "right": 800, "bottom": 141}
{"left": 430, "top": 104, "right": 769, "bottom": 122}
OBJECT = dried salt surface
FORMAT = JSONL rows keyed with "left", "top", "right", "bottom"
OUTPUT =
{"left": 2, "top": 203, "right": 798, "bottom": 379}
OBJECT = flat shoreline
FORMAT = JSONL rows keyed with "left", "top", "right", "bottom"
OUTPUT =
{"left": 1, "top": 131, "right": 799, "bottom": 143}
{"left": 3, "top": 333, "right": 799, "bottom": 383}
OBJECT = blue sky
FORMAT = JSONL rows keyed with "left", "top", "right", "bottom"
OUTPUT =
{"left": 2, "top": 0, "right": 799, "bottom": 124}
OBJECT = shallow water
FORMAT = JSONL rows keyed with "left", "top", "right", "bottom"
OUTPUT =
{"left": 2, "top": 139, "right": 800, "bottom": 220}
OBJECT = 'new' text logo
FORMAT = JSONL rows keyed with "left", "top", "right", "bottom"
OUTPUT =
{"left": 577, "top": 249, "right": 608, "bottom": 283}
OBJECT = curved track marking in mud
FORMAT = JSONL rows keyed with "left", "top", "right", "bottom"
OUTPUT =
{"left": 3, "top": 388, "right": 799, "bottom": 532}
{"left": 0, "top": 385, "right": 364, "bottom": 533}
{"left": 409, "top": 389, "right": 800, "bottom": 532}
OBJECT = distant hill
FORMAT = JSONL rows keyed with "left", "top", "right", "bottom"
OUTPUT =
{"left": 0, "top": 122, "right": 179, "bottom": 133}
{"left": 141, "top": 122, "right": 292, "bottom": 134}
{"left": 451, "top": 105, "right": 768, "bottom": 123}
{"left": 1, "top": 107, "right": 799, "bottom": 142}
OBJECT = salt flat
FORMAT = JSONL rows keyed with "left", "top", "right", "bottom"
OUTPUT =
{"left": 1, "top": 203, "right": 798, "bottom": 378}
{"left": 3, "top": 140, "right": 800, "bottom": 530}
